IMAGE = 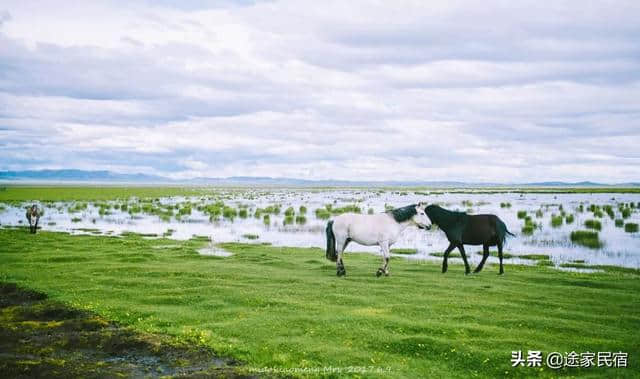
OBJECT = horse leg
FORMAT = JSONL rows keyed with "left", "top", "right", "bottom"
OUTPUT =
{"left": 474, "top": 244, "right": 490, "bottom": 273}
{"left": 34, "top": 218, "right": 39, "bottom": 234}
{"left": 441, "top": 243, "right": 455, "bottom": 273}
{"left": 458, "top": 244, "right": 471, "bottom": 275}
{"left": 497, "top": 239, "right": 505, "bottom": 275}
{"left": 376, "top": 241, "right": 390, "bottom": 277}
{"left": 335, "top": 235, "right": 347, "bottom": 277}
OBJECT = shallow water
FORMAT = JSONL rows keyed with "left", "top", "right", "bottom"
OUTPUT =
{"left": 1, "top": 189, "right": 639, "bottom": 268}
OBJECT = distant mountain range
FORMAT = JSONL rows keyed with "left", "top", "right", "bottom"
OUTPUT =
{"left": 1, "top": 169, "right": 638, "bottom": 187}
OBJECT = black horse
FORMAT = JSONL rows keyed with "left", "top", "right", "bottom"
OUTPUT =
{"left": 425, "top": 205, "right": 515, "bottom": 275}
{"left": 26, "top": 204, "right": 40, "bottom": 234}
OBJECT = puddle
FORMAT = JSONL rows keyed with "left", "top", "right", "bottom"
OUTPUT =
{"left": 197, "top": 244, "right": 233, "bottom": 257}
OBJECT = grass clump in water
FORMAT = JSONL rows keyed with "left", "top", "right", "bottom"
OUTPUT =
{"left": 584, "top": 219, "right": 602, "bottom": 231}
{"left": 550, "top": 214, "right": 563, "bottom": 228}
{"left": 517, "top": 211, "right": 527, "bottom": 219}
{"left": 68, "top": 202, "right": 88, "bottom": 213}
{"left": 625, "top": 223, "right": 639, "bottom": 233}
{"left": 604, "top": 205, "right": 615, "bottom": 219}
{"left": 314, "top": 208, "right": 331, "bottom": 220}
{"left": 565, "top": 214, "right": 574, "bottom": 224}
{"left": 521, "top": 216, "right": 538, "bottom": 235}
{"left": 570, "top": 230, "right": 602, "bottom": 249}
{"left": 222, "top": 206, "right": 237, "bottom": 219}
{"left": 615, "top": 219, "right": 624, "bottom": 227}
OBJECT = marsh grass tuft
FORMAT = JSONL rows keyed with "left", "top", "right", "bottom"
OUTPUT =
{"left": 570, "top": 230, "right": 602, "bottom": 249}
{"left": 625, "top": 223, "right": 639, "bottom": 233}
{"left": 584, "top": 219, "right": 602, "bottom": 231}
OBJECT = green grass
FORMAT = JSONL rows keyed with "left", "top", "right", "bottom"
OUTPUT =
{"left": 624, "top": 223, "right": 639, "bottom": 233}
{"left": 550, "top": 215, "right": 563, "bottom": 228}
{"left": 570, "top": 230, "right": 602, "bottom": 249}
{"left": 390, "top": 248, "right": 417, "bottom": 255}
{"left": 0, "top": 186, "right": 210, "bottom": 201}
{"left": 1, "top": 228, "right": 638, "bottom": 377}
{"left": 518, "top": 254, "right": 550, "bottom": 261}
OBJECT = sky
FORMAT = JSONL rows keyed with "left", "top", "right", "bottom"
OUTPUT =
{"left": 1, "top": 0, "right": 639, "bottom": 183}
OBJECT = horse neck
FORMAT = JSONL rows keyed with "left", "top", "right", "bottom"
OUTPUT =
{"left": 396, "top": 219, "right": 414, "bottom": 232}
{"left": 428, "top": 207, "right": 450, "bottom": 227}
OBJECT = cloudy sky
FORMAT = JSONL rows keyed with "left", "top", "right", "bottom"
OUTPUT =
{"left": 1, "top": 1, "right": 639, "bottom": 182}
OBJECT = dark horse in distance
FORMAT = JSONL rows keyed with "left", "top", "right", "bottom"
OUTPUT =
{"left": 425, "top": 205, "right": 515, "bottom": 275}
{"left": 26, "top": 204, "right": 40, "bottom": 234}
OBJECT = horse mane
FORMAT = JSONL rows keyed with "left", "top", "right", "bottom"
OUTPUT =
{"left": 388, "top": 204, "right": 417, "bottom": 222}
{"left": 425, "top": 205, "right": 467, "bottom": 230}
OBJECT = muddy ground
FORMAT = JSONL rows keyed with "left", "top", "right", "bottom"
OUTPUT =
{"left": 0, "top": 282, "right": 255, "bottom": 378}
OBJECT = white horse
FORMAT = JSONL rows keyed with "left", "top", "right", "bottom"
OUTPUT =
{"left": 26, "top": 204, "right": 41, "bottom": 234}
{"left": 325, "top": 203, "right": 431, "bottom": 277}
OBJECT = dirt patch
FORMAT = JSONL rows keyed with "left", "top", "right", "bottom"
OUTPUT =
{"left": 0, "top": 282, "right": 256, "bottom": 378}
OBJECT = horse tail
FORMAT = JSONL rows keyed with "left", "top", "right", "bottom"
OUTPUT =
{"left": 496, "top": 217, "right": 515, "bottom": 243}
{"left": 325, "top": 220, "right": 337, "bottom": 262}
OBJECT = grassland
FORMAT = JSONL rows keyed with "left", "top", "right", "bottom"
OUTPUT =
{"left": 0, "top": 185, "right": 211, "bottom": 201}
{"left": 1, "top": 228, "right": 639, "bottom": 378}
{"left": 2, "top": 185, "right": 640, "bottom": 203}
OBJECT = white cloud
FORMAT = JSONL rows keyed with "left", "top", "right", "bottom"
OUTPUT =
{"left": 0, "top": 0, "right": 639, "bottom": 182}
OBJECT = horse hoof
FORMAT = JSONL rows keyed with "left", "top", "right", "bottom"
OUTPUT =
{"left": 376, "top": 269, "right": 383, "bottom": 277}
{"left": 384, "top": 272, "right": 389, "bottom": 277}
{"left": 498, "top": 272, "right": 505, "bottom": 276}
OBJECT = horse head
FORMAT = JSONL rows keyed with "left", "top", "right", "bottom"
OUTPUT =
{"left": 413, "top": 202, "right": 431, "bottom": 230}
